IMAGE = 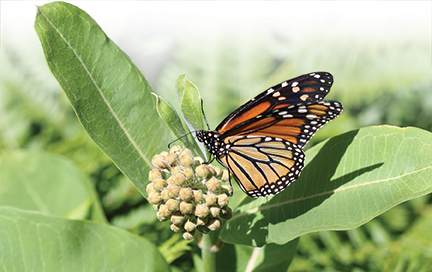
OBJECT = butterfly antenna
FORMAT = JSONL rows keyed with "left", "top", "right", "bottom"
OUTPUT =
{"left": 201, "top": 99, "right": 211, "bottom": 130}
{"left": 168, "top": 131, "right": 196, "bottom": 148}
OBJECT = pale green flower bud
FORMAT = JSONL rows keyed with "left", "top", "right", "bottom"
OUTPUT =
{"left": 195, "top": 204, "right": 210, "bottom": 218}
{"left": 222, "top": 184, "right": 233, "bottom": 196}
{"left": 148, "top": 169, "right": 162, "bottom": 181}
{"left": 209, "top": 207, "right": 220, "bottom": 218}
{"left": 170, "top": 224, "right": 181, "bottom": 233}
{"left": 193, "top": 190, "right": 204, "bottom": 203}
{"left": 183, "top": 168, "right": 194, "bottom": 181}
{"left": 196, "top": 164, "right": 211, "bottom": 179}
{"left": 206, "top": 177, "right": 221, "bottom": 192}
{"left": 148, "top": 192, "right": 162, "bottom": 205}
{"left": 171, "top": 166, "right": 183, "bottom": 175}
{"left": 165, "top": 152, "right": 178, "bottom": 167}
{"left": 184, "top": 219, "right": 197, "bottom": 232}
{"left": 179, "top": 201, "right": 194, "bottom": 215}
{"left": 217, "top": 193, "right": 229, "bottom": 208}
{"left": 157, "top": 204, "right": 171, "bottom": 221}
{"left": 161, "top": 189, "right": 170, "bottom": 202}
{"left": 182, "top": 231, "right": 195, "bottom": 240}
{"left": 197, "top": 217, "right": 207, "bottom": 226}
{"left": 170, "top": 212, "right": 185, "bottom": 225}
{"left": 221, "top": 169, "right": 230, "bottom": 182}
{"left": 179, "top": 187, "right": 193, "bottom": 202}
{"left": 152, "top": 154, "right": 167, "bottom": 170}
{"left": 208, "top": 166, "right": 216, "bottom": 177}
{"left": 205, "top": 193, "right": 217, "bottom": 206}
{"left": 207, "top": 218, "right": 221, "bottom": 231}
{"left": 172, "top": 173, "right": 187, "bottom": 187}
{"left": 170, "top": 145, "right": 182, "bottom": 154}
{"left": 146, "top": 183, "right": 156, "bottom": 195}
{"left": 213, "top": 166, "right": 222, "bottom": 178}
{"left": 166, "top": 199, "right": 180, "bottom": 212}
{"left": 180, "top": 153, "right": 195, "bottom": 168}
{"left": 179, "top": 148, "right": 192, "bottom": 158}
{"left": 152, "top": 177, "right": 167, "bottom": 192}
{"left": 166, "top": 184, "right": 180, "bottom": 199}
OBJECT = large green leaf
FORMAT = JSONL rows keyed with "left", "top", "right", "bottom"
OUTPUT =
{"left": 34, "top": 1, "right": 172, "bottom": 197}
{"left": 220, "top": 126, "right": 432, "bottom": 246}
{"left": 0, "top": 150, "right": 106, "bottom": 223}
{"left": 0, "top": 207, "right": 169, "bottom": 271}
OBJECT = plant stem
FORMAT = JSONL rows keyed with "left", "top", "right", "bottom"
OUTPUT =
{"left": 202, "top": 234, "right": 216, "bottom": 272}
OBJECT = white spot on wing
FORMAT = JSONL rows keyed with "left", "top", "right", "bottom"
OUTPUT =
{"left": 272, "top": 91, "right": 281, "bottom": 97}
{"left": 298, "top": 108, "right": 307, "bottom": 113}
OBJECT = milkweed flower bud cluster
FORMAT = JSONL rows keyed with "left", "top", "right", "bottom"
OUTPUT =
{"left": 148, "top": 145, "right": 233, "bottom": 240}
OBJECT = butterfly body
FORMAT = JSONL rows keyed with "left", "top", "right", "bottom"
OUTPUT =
{"left": 196, "top": 72, "right": 343, "bottom": 198}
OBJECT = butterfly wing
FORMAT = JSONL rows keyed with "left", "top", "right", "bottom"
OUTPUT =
{"left": 199, "top": 72, "right": 343, "bottom": 198}
{"left": 221, "top": 100, "right": 343, "bottom": 148}
{"left": 216, "top": 72, "right": 335, "bottom": 135}
{"left": 217, "top": 135, "right": 305, "bottom": 198}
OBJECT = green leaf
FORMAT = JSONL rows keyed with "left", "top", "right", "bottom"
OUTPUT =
{"left": 0, "top": 207, "right": 169, "bottom": 271}
{"left": 34, "top": 2, "right": 172, "bottom": 197}
{"left": 234, "top": 239, "right": 299, "bottom": 272}
{"left": 176, "top": 75, "right": 206, "bottom": 131}
{"left": 176, "top": 75, "right": 207, "bottom": 157}
{"left": 0, "top": 150, "right": 106, "bottom": 223}
{"left": 153, "top": 93, "right": 187, "bottom": 144}
{"left": 221, "top": 126, "right": 432, "bottom": 246}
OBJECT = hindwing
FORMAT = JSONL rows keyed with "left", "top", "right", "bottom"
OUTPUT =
{"left": 218, "top": 136, "right": 305, "bottom": 198}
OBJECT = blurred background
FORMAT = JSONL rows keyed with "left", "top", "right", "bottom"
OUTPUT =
{"left": 1, "top": 1, "right": 431, "bottom": 271}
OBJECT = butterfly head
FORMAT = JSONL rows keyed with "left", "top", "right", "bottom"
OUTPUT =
{"left": 196, "top": 130, "right": 227, "bottom": 157}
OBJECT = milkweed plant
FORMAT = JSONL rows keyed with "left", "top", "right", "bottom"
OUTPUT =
{"left": 2, "top": 2, "right": 428, "bottom": 272}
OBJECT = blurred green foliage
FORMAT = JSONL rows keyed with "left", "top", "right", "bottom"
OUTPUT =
{"left": 1, "top": 26, "right": 430, "bottom": 271}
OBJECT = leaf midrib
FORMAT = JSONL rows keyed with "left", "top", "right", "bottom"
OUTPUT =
{"left": 37, "top": 5, "right": 151, "bottom": 167}
{"left": 231, "top": 165, "right": 432, "bottom": 220}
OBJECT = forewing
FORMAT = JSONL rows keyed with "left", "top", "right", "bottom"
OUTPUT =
{"left": 216, "top": 72, "right": 334, "bottom": 135}
{"left": 223, "top": 100, "right": 343, "bottom": 148}
{"left": 218, "top": 136, "right": 305, "bottom": 198}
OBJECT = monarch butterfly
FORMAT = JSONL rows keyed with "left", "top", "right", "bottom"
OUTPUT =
{"left": 196, "top": 72, "right": 343, "bottom": 198}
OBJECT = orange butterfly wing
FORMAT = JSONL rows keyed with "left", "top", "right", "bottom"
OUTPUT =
{"left": 197, "top": 72, "right": 343, "bottom": 197}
